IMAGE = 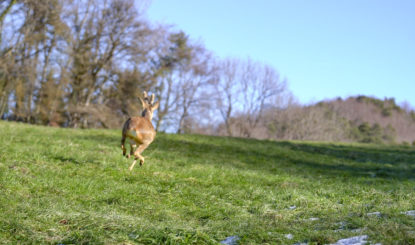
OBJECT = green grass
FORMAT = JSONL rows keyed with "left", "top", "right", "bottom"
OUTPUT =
{"left": 0, "top": 121, "right": 415, "bottom": 244}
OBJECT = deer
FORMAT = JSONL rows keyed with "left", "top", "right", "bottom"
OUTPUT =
{"left": 121, "top": 91, "right": 159, "bottom": 171}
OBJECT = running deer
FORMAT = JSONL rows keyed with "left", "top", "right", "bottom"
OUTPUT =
{"left": 121, "top": 92, "right": 159, "bottom": 170}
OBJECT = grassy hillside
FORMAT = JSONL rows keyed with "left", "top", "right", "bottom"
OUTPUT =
{"left": 0, "top": 121, "right": 415, "bottom": 244}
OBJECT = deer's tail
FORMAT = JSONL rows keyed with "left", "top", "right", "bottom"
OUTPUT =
{"left": 121, "top": 118, "right": 131, "bottom": 156}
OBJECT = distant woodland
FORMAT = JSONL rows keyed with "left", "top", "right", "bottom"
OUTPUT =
{"left": 1, "top": 0, "right": 415, "bottom": 144}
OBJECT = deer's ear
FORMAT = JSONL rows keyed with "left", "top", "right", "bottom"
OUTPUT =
{"left": 139, "top": 97, "right": 146, "bottom": 108}
{"left": 152, "top": 101, "right": 160, "bottom": 110}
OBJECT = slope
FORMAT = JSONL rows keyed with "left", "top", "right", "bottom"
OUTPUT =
{"left": 0, "top": 121, "right": 414, "bottom": 244}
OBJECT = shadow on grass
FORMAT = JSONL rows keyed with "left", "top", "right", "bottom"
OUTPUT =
{"left": 52, "top": 155, "right": 86, "bottom": 165}
{"left": 156, "top": 136, "right": 415, "bottom": 180}
{"left": 77, "top": 132, "right": 415, "bottom": 181}
{"left": 278, "top": 141, "right": 415, "bottom": 165}
{"left": 77, "top": 132, "right": 121, "bottom": 147}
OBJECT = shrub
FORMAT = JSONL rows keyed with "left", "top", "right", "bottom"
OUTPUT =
{"left": 381, "top": 108, "right": 392, "bottom": 117}
{"left": 354, "top": 122, "right": 389, "bottom": 144}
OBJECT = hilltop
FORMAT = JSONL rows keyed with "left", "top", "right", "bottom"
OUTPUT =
{"left": 316, "top": 96, "right": 415, "bottom": 143}
{"left": 222, "top": 96, "right": 415, "bottom": 144}
{"left": 0, "top": 121, "right": 414, "bottom": 244}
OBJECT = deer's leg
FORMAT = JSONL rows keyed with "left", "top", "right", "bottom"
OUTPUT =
{"left": 128, "top": 143, "right": 149, "bottom": 171}
{"left": 128, "top": 142, "right": 136, "bottom": 159}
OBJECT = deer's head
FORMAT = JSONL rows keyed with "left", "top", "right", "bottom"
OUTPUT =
{"left": 139, "top": 91, "right": 159, "bottom": 121}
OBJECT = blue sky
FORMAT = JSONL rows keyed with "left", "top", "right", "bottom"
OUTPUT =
{"left": 146, "top": 0, "right": 415, "bottom": 107}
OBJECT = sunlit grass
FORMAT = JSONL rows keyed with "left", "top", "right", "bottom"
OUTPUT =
{"left": 0, "top": 121, "right": 414, "bottom": 244}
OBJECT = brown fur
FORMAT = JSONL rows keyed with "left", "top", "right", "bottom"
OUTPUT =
{"left": 121, "top": 92, "right": 159, "bottom": 170}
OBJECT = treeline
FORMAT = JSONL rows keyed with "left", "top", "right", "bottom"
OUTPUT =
{"left": 210, "top": 96, "right": 415, "bottom": 144}
{"left": 0, "top": 0, "right": 286, "bottom": 136}
{"left": 1, "top": 1, "right": 414, "bottom": 145}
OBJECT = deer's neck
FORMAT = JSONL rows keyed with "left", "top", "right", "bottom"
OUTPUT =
{"left": 142, "top": 109, "right": 152, "bottom": 121}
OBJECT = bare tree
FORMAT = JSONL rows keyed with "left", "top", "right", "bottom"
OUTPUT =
{"left": 0, "top": 0, "right": 64, "bottom": 121}
{"left": 150, "top": 31, "right": 194, "bottom": 132}
{"left": 0, "top": 0, "right": 18, "bottom": 118}
{"left": 175, "top": 44, "right": 216, "bottom": 134}
{"left": 0, "top": 0, "right": 17, "bottom": 41}
{"left": 238, "top": 58, "right": 286, "bottom": 137}
{"left": 214, "top": 57, "right": 287, "bottom": 137}
{"left": 214, "top": 58, "right": 240, "bottom": 136}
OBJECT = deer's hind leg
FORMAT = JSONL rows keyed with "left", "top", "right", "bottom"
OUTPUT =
{"left": 128, "top": 143, "right": 150, "bottom": 171}
{"left": 128, "top": 140, "right": 136, "bottom": 159}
